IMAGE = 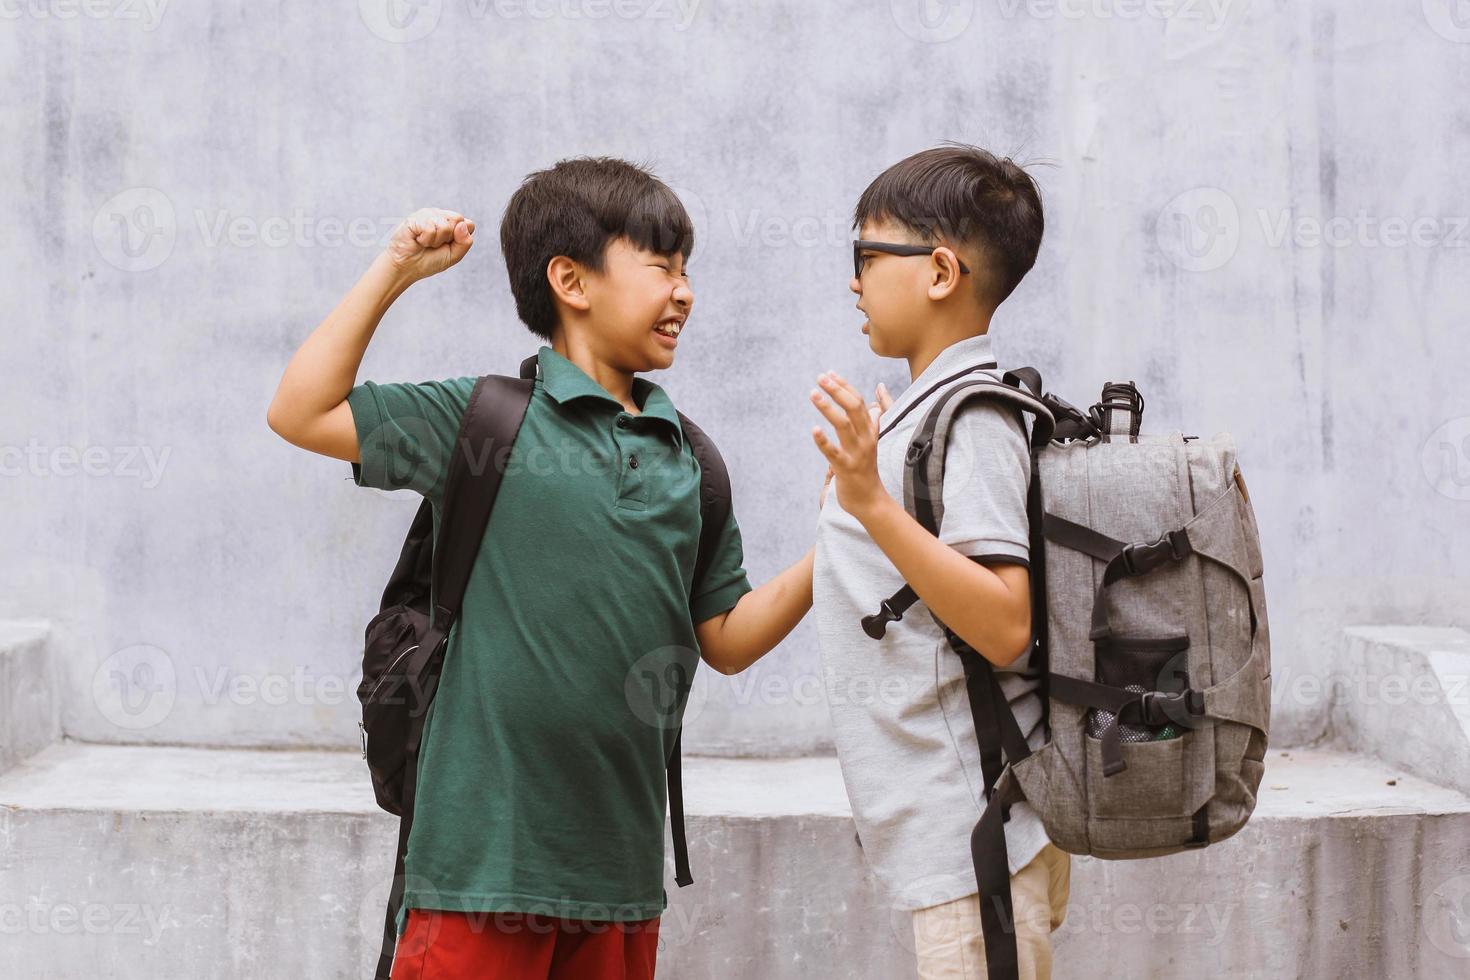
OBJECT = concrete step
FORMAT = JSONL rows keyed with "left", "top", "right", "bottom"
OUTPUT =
{"left": 0, "top": 621, "right": 57, "bottom": 776}
{"left": 2, "top": 743, "right": 1469, "bottom": 979}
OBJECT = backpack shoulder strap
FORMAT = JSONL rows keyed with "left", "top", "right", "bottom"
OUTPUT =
{"left": 664, "top": 409, "right": 734, "bottom": 892}
{"left": 428, "top": 370, "right": 536, "bottom": 637}
{"left": 674, "top": 410, "right": 732, "bottom": 592}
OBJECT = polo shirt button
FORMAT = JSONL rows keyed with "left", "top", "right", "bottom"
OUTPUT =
{"left": 617, "top": 416, "right": 630, "bottom": 429}
{"left": 629, "top": 454, "right": 639, "bottom": 469}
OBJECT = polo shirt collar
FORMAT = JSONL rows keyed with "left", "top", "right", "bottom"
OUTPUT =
{"left": 884, "top": 333, "right": 999, "bottom": 423}
{"left": 535, "top": 345, "right": 685, "bottom": 448}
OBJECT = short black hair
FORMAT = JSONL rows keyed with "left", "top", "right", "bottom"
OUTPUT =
{"left": 854, "top": 143, "right": 1044, "bottom": 308}
{"left": 500, "top": 157, "right": 694, "bottom": 340}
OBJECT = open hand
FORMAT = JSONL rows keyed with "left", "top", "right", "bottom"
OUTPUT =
{"left": 813, "top": 374, "right": 893, "bottom": 517}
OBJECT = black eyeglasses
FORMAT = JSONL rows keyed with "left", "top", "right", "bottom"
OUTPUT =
{"left": 853, "top": 240, "right": 971, "bottom": 279}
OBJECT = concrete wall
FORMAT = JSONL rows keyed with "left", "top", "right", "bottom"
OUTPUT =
{"left": 3, "top": 1, "right": 1467, "bottom": 753}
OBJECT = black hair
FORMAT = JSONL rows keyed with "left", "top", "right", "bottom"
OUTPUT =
{"left": 499, "top": 157, "right": 694, "bottom": 340}
{"left": 853, "top": 143, "right": 1044, "bottom": 308}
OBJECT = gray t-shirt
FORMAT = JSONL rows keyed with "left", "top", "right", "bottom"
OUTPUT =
{"left": 813, "top": 332, "right": 1051, "bottom": 911}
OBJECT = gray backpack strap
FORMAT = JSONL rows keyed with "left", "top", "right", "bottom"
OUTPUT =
{"left": 860, "top": 374, "right": 1052, "bottom": 639}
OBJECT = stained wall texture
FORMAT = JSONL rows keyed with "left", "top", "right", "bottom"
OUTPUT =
{"left": 2, "top": 1, "right": 1467, "bottom": 753}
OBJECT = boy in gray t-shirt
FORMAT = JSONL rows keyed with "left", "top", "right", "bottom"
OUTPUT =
{"left": 808, "top": 145, "right": 1071, "bottom": 979}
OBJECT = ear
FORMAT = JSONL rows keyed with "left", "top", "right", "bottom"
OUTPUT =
{"left": 926, "top": 247, "right": 964, "bottom": 302}
{"left": 546, "top": 255, "right": 591, "bottom": 313}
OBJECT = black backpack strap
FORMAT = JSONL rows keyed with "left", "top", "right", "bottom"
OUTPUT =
{"left": 663, "top": 410, "right": 734, "bottom": 890}
{"left": 375, "top": 372, "right": 535, "bottom": 980}
{"left": 676, "top": 411, "right": 733, "bottom": 592}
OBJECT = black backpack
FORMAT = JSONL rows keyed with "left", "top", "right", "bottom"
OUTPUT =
{"left": 357, "top": 353, "right": 733, "bottom": 980}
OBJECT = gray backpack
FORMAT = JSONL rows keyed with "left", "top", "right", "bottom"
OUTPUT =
{"left": 862, "top": 368, "right": 1271, "bottom": 980}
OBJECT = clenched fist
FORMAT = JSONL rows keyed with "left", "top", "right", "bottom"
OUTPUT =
{"left": 385, "top": 208, "right": 476, "bottom": 282}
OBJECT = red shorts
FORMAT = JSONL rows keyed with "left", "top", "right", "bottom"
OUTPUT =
{"left": 389, "top": 908, "right": 661, "bottom": 980}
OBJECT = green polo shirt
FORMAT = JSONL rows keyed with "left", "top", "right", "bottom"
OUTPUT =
{"left": 347, "top": 345, "right": 752, "bottom": 934}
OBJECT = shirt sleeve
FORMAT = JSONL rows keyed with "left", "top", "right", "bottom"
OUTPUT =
{"left": 937, "top": 399, "right": 1032, "bottom": 566}
{"left": 346, "top": 377, "right": 477, "bottom": 502}
{"left": 689, "top": 507, "right": 754, "bottom": 624}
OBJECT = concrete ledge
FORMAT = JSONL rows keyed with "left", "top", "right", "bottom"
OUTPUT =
{"left": 0, "top": 620, "right": 56, "bottom": 776}
{"left": 3, "top": 744, "right": 1470, "bottom": 978}
{"left": 1330, "top": 626, "right": 1470, "bottom": 796}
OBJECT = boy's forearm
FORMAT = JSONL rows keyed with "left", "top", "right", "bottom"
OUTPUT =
{"left": 268, "top": 253, "right": 414, "bottom": 430}
{"left": 702, "top": 547, "right": 814, "bottom": 675}
{"left": 855, "top": 497, "right": 1030, "bottom": 666}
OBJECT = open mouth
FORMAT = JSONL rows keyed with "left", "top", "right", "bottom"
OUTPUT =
{"left": 653, "top": 317, "right": 684, "bottom": 339}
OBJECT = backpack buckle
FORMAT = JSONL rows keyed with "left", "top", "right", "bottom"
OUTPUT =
{"left": 905, "top": 438, "right": 932, "bottom": 466}
{"left": 1138, "top": 689, "right": 1206, "bottom": 727}
{"left": 1121, "top": 529, "right": 1192, "bottom": 576}
{"left": 861, "top": 600, "right": 904, "bottom": 640}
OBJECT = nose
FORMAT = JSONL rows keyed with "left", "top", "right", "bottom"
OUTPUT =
{"left": 849, "top": 276, "right": 862, "bottom": 296}
{"left": 673, "top": 278, "right": 694, "bottom": 310}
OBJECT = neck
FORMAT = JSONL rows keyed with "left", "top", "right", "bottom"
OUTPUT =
{"left": 551, "top": 329, "right": 640, "bottom": 413}
{"left": 905, "top": 311, "right": 993, "bottom": 381}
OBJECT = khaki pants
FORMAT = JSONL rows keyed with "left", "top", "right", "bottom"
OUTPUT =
{"left": 910, "top": 843, "right": 1071, "bottom": 980}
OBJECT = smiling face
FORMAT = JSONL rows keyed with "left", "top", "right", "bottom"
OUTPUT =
{"left": 849, "top": 218, "right": 942, "bottom": 358}
{"left": 579, "top": 237, "right": 693, "bottom": 373}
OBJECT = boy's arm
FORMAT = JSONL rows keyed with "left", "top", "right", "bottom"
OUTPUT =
{"left": 693, "top": 386, "right": 889, "bottom": 675}
{"left": 266, "top": 208, "right": 476, "bottom": 460}
{"left": 694, "top": 547, "right": 814, "bottom": 676}
{"left": 844, "top": 502, "right": 1031, "bottom": 666}
{"left": 810, "top": 371, "right": 1032, "bottom": 668}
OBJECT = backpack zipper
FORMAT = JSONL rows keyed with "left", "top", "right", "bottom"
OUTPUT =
{"left": 366, "top": 643, "right": 419, "bottom": 704}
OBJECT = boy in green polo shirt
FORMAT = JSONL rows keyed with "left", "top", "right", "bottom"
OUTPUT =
{"left": 267, "top": 157, "right": 817, "bottom": 980}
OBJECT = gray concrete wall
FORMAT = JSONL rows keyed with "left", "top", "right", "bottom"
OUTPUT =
{"left": 2, "top": 1, "right": 1467, "bottom": 753}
